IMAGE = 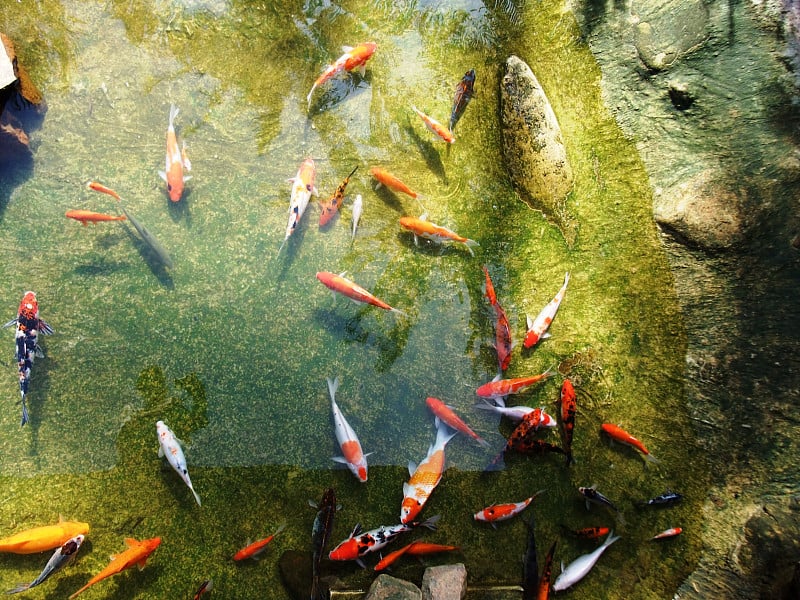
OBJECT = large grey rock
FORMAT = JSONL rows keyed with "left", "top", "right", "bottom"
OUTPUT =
{"left": 363, "top": 574, "right": 422, "bottom": 600}
{"left": 421, "top": 563, "right": 467, "bottom": 600}
{"left": 632, "top": 0, "right": 709, "bottom": 71}
{"left": 500, "top": 55, "right": 576, "bottom": 245}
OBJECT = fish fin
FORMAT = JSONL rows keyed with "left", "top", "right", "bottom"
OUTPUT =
{"left": 358, "top": 65, "right": 366, "bottom": 77}
{"left": 332, "top": 456, "right": 349, "bottom": 464}
{"left": 407, "top": 462, "right": 417, "bottom": 477}
{"left": 183, "top": 175, "right": 192, "bottom": 183}
{"left": 526, "top": 314, "right": 533, "bottom": 330}
{"left": 169, "top": 103, "right": 179, "bottom": 127}
{"left": 350, "top": 523, "right": 362, "bottom": 537}
{"left": 356, "top": 558, "right": 367, "bottom": 569}
{"left": 19, "top": 398, "right": 28, "bottom": 427}
{"left": 643, "top": 453, "right": 660, "bottom": 466}
{"left": 464, "top": 239, "right": 479, "bottom": 256}
{"left": 419, "top": 514, "right": 441, "bottom": 530}
{"left": 342, "top": 45, "right": 354, "bottom": 53}
{"left": 181, "top": 142, "right": 191, "bottom": 171}
{"left": 2, "top": 318, "right": 17, "bottom": 328}
{"left": 308, "top": 499, "right": 318, "bottom": 508}
{"left": 39, "top": 320, "right": 54, "bottom": 335}
{"left": 191, "top": 487, "right": 202, "bottom": 506}
{"left": 403, "top": 481, "right": 412, "bottom": 497}
{"left": 6, "top": 582, "right": 31, "bottom": 593}
{"left": 158, "top": 446, "right": 164, "bottom": 458}
{"left": 158, "top": 170, "right": 167, "bottom": 182}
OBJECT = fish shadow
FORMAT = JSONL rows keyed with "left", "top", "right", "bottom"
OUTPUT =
{"left": 308, "top": 72, "right": 372, "bottom": 116}
{"left": 371, "top": 184, "right": 407, "bottom": 214}
{"left": 119, "top": 223, "right": 174, "bottom": 288}
{"left": 274, "top": 220, "right": 311, "bottom": 282}
{"left": 166, "top": 191, "right": 192, "bottom": 227}
{"left": 396, "top": 231, "right": 463, "bottom": 257}
{"left": 403, "top": 120, "right": 448, "bottom": 185}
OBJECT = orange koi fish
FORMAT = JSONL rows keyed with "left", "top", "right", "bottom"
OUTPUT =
{"left": 475, "top": 371, "right": 554, "bottom": 401}
{"left": 410, "top": 105, "right": 455, "bottom": 144}
{"left": 601, "top": 423, "right": 659, "bottom": 464}
{"left": 564, "top": 526, "right": 611, "bottom": 540}
{"left": 0, "top": 521, "right": 88, "bottom": 555}
{"left": 374, "top": 540, "right": 460, "bottom": 571}
{"left": 369, "top": 167, "right": 422, "bottom": 199}
{"left": 233, "top": 524, "right": 285, "bottom": 561}
{"left": 316, "top": 271, "right": 405, "bottom": 315}
{"left": 425, "top": 397, "right": 489, "bottom": 448}
{"left": 524, "top": 272, "right": 569, "bottom": 349}
{"left": 69, "top": 536, "right": 161, "bottom": 599}
{"left": 482, "top": 266, "right": 512, "bottom": 371}
{"left": 474, "top": 492, "right": 542, "bottom": 527}
{"left": 66, "top": 209, "right": 126, "bottom": 226}
{"left": 307, "top": 42, "right": 377, "bottom": 108}
{"left": 86, "top": 180, "right": 121, "bottom": 200}
{"left": 319, "top": 166, "right": 358, "bottom": 227}
{"left": 651, "top": 527, "right": 682, "bottom": 540}
{"left": 328, "top": 377, "right": 369, "bottom": 482}
{"left": 399, "top": 215, "right": 479, "bottom": 255}
{"left": 401, "top": 419, "right": 457, "bottom": 524}
{"left": 280, "top": 158, "right": 318, "bottom": 253}
{"left": 158, "top": 104, "right": 191, "bottom": 202}
{"left": 560, "top": 379, "right": 577, "bottom": 466}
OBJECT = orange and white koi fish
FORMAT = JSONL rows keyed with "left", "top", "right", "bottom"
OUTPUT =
{"left": 319, "top": 166, "right": 358, "bottom": 227}
{"left": 425, "top": 397, "right": 489, "bottom": 448}
{"left": 0, "top": 521, "right": 88, "bottom": 555}
{"left": 233, "top": 523, "right": 285, "bottom": 561}
{"left": 475, "top": 399, "right": 556, "bottom": 425}
{"left": 316, "top": 271, "right": 405, "bottom": 315}
{"left": 369, "top": 167, "right": 422, "bottom": 199}
{"left": 482, "top": 266, "right": 512, "bottom": 372}
{"left": 474, "top": 492, "right": 542, "bottom": 528}
{"left": 410, "top": 105, "right": 455, "bottom": 144}
{"left": 329, "top": 515, "right": 440, "bottom": 567}
{"left": 651, "top": 527, "right": 682, "bottom": 540}
{"left": 399, "top": 215, "right": 479, "bottom": 255}
{"left": 475, "top": 371, "right": 554, "bottom": 401}
{"left": 374, "top": 540, "right": 460, "bottom": 571}
{"left": 65, "top": 209, "right": 126, "bottom": 226}
{"left": 560, "top": 379, "right": 577, "bottom": 466}
{"left": 307, "top": 42, "right": 377, "bottom": 108}
{"left": 601, "top": 423, "right": 659, "bottom": 464}
{"left": 158, "top": 104, "right": 191, "bottom": 202}
{"left": 280, "top": 158, "right": 317, "bottom": 253}
{"left": 524, "top": 272, "right": 569, "bottom": 349}
{"left": 401, "top": 419, "right": 457, "bottom": 524}
{"left": 327, "top": 377, "right": 369, "bottom": 482}
{"left": 69, "top": 536, "right": 161, "bottom": 599}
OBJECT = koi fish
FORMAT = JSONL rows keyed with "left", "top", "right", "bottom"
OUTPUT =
{"left": 157, "top": 420, "right": 201, "bottom": 506}
{"left": 233, "top": 523, "right": 285, "bottom": 561}
{"left": 399, "top": 215, "right": 479, "bottom": 255}
{"left": 522, "top": 517, "right": 538, "bottom": 600}
{"left": 351, "top": 193, "right": 363, "bottom": 239}
{"left": 6, "top": 534, "right": 84, "bottom": 594}
{"left": 636, "top": 490, "right": 683, "bottom": 508}
{"left": 329, "top": 515, "right": 440, "bottom": 566}
{"left": 486, "top": 415, "right": 566, "bottom": 471}
{"left": 193, "top": 579, "right": 213, "bottom": 599}
{"left": 474, "top": 400, "right": 556, "bottom": 425}
{"left": 68, "top": 536, "right": 161, "bottom": 599}
{"left": 474, "top": 492, "right": 542, "bottom": 528}
{"left": 524, "top": 272, "right": 569, "bottom": 349}
{"left": 601, "top": 423, "right": 659, "bottom": 464}
{"left": 401, "top": 419, "right": 457, "bottom": 523}
{"left": 3, "top": 291, "right": 54, "bottom": 426}
{"left": 410, "top": 105, "right": 455, "bottom": 144}
{"left": 87, "top": 180, "right": 121, "bottom": 200}
{"left": 0, "top": 521, "right": 88, "bottom": 555}
{"left": 651, "top": 527, "right": 682, "bottom": 540}
{"left": 320, "top": 166, "right": 358, "bottom": 227}
{"left": 578, "top": 486, "right": 625, "bottom": 524}
{"left": 158, "top": 104, "right": 191, "bottom": 202}
{"left": 450, "top": 69, "right": 475, "bottom": 132}
{"left": 482, "top": 266, "right": 512, "bottom": 372}
{"left": 563, "top": 526, "right": 611, "bottom": 540}
{"left": 536, "top": 539, "right": 557, "bottom": 600}
{"left": 551, "top": 530, "right": 620, "bottom": 592}
{"left": 280, "top": 158, "right": 317, "bottom": 253}
{"left": 425, "top": 397, "right": 489, "bottom": 448}
{"left": 370, "top": 167, "right": 422, "bottom": 199}
{"left": 559, "top": 379, "right": 577, "bottom": 466}
{"left": 310, "top": 488, "right": 338, "bottom": 600}
{"left": 307, "top": 42, "right": 377, "bottom": 108}
{"left": 65, "top": 209, "right": 126, "bottom": 225}
{"left": 475, "top": 371, "right": 554, "bottom": 401}
{"left": 374, "top": 540, "right": 460, "bottom": 572}
{"left": 316, "top": 271, "right": 405, "bottom": 315}
{"left": 327, "top": 377, "right": 369, "bottom": 482}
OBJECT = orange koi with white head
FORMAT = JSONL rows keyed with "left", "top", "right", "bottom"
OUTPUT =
{"left": 410, "top": 105, "right": 455, "bottom": 144}
{"left": 158, "top": 104, "right": 191, "bottom": 202}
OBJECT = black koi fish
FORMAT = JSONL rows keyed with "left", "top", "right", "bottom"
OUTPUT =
{"left": 310, "top": 488, "right": 337, "bottom": 600}
{"left": 521, "top": 517, "right": 539, "bottom": 600}
{"left": 579, "top": 485, "right": 625, "bottom": 524}
{"left": 449, "top": 69, "right": 475, "bottom": 132}
{"left": 636, "top": 490, "right": 683, "bottom": 508}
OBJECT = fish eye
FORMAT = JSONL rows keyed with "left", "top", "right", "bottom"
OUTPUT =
{"left": 167, "top": 183, "right": 172, "bottom": 191}
{"left": 306, "top": 184, "right": 312, "bottom": 191}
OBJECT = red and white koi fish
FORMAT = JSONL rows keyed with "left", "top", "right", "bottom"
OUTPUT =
{"left": 474, "top": 400, "right": 556, "bottom": 425}
{"left": 551, "top": 530, "right": 620, "bottom": 592}
{"left": 560, "top": 379, "right": 577, "bottom": 466}
{"left": 316, "top": 271, "right": 405, "bottom": 315}
{"left": 307, "top": 42, "right": 377, "bottom": 109}
{"left": 65, "top": 210, "right": 126, "bottom": 225}
{"left": 69, "top": 537, "right": 161, "bottom": 599}
{"left": 401, "top": 419, "right": 457, "bottom": 524}
{"left": 474, "top": 492, "right": 542, "bottom": 528}
{"left": 233, "top": 523, "right": 285, "bottom": 561}
{"left": 3, "top": 292, "right": 54, "bottom": 426}
{"left": 563, "top": 526, "right": 611, "bottom": 540}
{"left": 601, "top": 423, "right": 659, "bottom": 464}
{"left": 651, "top": 527, "right": 682, "bottom": 540}
{"left": 410, "top": 105, "right": 455, "bottom": 144}
{"left": 329, "top": 515, "right": 440, "bottom": 567}
{"left": 399, "top": 215, "right": 479, "bottom": 255}
{"left": 482, "top": 266, "right": 513, "bottom": 372}
{"left": 280, "top": 158, "right": 317, "bottom": 253}
{"left": 425, "top": 397, "right": 489, "bottom": 448}
{"left": 157, "top": 420, "right": 201, "bottom": 506}
{"left": 524, "top": 272, "right": 569, "bottom": 349}
{"left": 319, "top": 166, "right": 358, "bottom": 227}
{"left": 369, "top": 167, "right": 422, "bottom": 200}
{"left": 374, "top": 540, "right": 460, "bottom": 571}
{"left": 327, "top": 377, "right": 369, "bottom": 482}
{"left": 475, "top": 371, "right": 554, "bottom": 401}
{"left": 158, "top": 104, "right": 191, "bottom": 202}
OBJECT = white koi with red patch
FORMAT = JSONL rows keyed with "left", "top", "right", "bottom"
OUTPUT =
{"left": 280, "top": 158, "right": 317, "bottom": 253}
{"left": 524, "top": 272, "right": 569, "bottom": 349}
{"left": 327, "top": 377, "right": 369, "bottom": 482}
{"left": 156, "top": 420, "right": 201, "bottom": 506}
{"left": 474, "top": 400, "right": 557, "bottom": 425}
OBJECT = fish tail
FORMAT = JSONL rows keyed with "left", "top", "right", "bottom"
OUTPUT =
{"left": 307, "top": 84, "right": 317, "bottom": 110}
{"left": 191, "top": 487, "right": 202, "bottom": 506}
{"left": 326, "top": 377, "right": 339, "bottom": 402}
{"left": 476, "top": 436, "right": 491, "bottom": 449}
{"left": 169, "top": 103, "right": 179, "bottom": 128}
{"left": 643, "top": 452, "right": 660, "bottom": 466}
{"left": 418, "top": 514, "right": 441, "bottom": 530}
{"left": 464, "top": 239, "right": 480, "bottom": 256}
{"left": 19, "top": 396, "right": 28, "bottom": 427}
{"left": 6, "top": 582, "right": 31, "bottom": 594}
{"left": 389, "top": 307, "right": 407, "bottom": 318}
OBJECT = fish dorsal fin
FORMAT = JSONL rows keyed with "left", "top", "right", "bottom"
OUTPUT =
{"left": 158, "top": 446, "right": 165, "bottom": 458}
{"left": 407, "top": 461, "right": 417, "bottom": 476}
{"left": 350, "top": 523, "right": 362, "bottom": 538}
{"left": 342, "top": 45, "right": 354, "bottom": 53}
{"left": 308, "top": 499, "right": 318, "bottom": 509}
{"left": 124, "top": 538, "right": 139, "bottom": 548}
{"left": 137, "top": 558, "right": 148, "bottom": 570}
{"left": 419, "top": 213, "right": 428, "bottom": 221}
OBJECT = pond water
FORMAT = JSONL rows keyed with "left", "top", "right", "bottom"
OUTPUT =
{"left": 0, "top": 1, "right": 705, "bottom": 598}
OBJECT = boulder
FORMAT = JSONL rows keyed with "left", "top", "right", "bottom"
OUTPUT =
{"left": 500, "top": 55, "right": 576, "bottom": 245}
{"left": 632, "top": 0, "right": 709, "bottom": 71}
{"left": 421, "top": 563, "right": 467, "bottom": 600}
{"left": 363, "top": 574, "right": 422, "bottom": 600}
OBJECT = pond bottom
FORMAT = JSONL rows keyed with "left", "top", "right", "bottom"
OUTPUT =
{"left": 331, "top": 584, "right": 522, "bottom": 599}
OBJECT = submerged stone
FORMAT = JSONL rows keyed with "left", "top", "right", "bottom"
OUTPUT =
{"left": 500, "top": 55, "right": 576, "bottom": 246}
{"left": 421, "top": 563, "right": 467, "bottom": 600}
{"left": 633, "top": 0, "right": 709, "bottom": 71}
{"left": 364, "top": 574, "right": 422, "bottom": 600}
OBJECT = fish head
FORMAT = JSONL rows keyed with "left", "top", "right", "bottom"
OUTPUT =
{"left": 166, "top": 168, "right": 184, "bottom": 202}
{"left": 18, "top": 292, "right": 38, "bottom": 321}
{"left": 61, "top": 534, "right": 85, "bottom": 555}
{"left": 523, "top": 330, "right": 540, "bottom": 348}
{"left": 142, "top": 537, "right": 163, "bottom": 555}
{"left": 400, "top": 497, "right": 423, "bottom": 524}
{"left": 329, "top": 538, "right": 359, "bottom": 561}
{"left": 349, "top": 461, "right": 368, "bottom": 483}
{"left": 561, "top": 379, "right": 576, "bottom": 403}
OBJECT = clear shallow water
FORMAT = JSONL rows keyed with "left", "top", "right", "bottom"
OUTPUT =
{"left": 0, "top": 1, "right": 703, "bottom": 598}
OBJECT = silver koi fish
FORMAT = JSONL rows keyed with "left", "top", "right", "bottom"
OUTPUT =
{"left": 157, "top": 420, "right": 201, "bottom": 506}
{"left": 6, "top": 534, "right": 84, "bottom": 594}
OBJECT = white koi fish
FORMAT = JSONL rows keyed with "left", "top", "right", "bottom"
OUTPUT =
{"left": 156, "top": 420, "right": 201, "bottom": 506}
{"left": 6, "top": 534, "right": 84, "bottom": 594}
{"left": 524, "top": 272, "right": 569, "bottom": 348}
{"left": 400, "top": 418, "right": 457, "bottom": 524}
{"left": 474, "top": 399, "right": 557, "bottom": 425}
{"left": 351, "top": 193, "right": 363, "bottom": 239}
{"left": 279, "top": 158, "right": 317, "bottom": 253}
{"left": 158, "top": 104, "right": 191, "bottom": 202}
{"left": 552, "top": 530, "right": 621, "bottom": 591}
{"left": 327, "top": 377, "right": 369, "bottom": 482}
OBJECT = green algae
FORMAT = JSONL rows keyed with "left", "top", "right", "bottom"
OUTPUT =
{"left": 0, "top": 0, "right": 708, "bottom": 598}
